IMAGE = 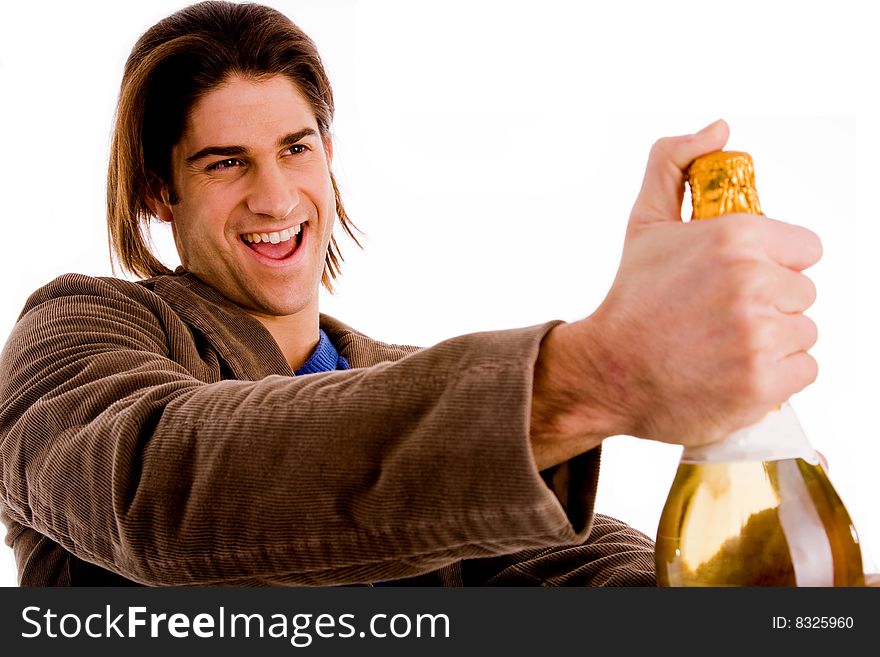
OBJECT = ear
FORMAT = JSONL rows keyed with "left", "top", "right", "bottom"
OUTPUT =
{"left": 323, "top": 134, "right": 333, "bottom": 166}
{"left": 146, "top": 178, "right": 175, "bottom": 223}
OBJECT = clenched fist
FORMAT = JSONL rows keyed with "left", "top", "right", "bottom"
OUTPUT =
{"left": 530, "top": 120, "right": 822, "bottom": 470}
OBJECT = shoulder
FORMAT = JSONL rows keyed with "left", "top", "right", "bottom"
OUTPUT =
{"left": 319, "top": 314, "right": 421, "bottom": 368}
{"left": 8, "top": 272, "right": 213, "bottom": 351}
{"left": 16, "top": 270, "right": 246, "bottom": 321}
{"left": 16, "top": 272, "right": 182, "bottom": 318}
{"left": 5, "top": 273, "right": 183, "bottom": 358}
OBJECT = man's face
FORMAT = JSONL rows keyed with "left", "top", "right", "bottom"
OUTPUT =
{"left": 153, "top": 75, "right": 335, "bottom": 320}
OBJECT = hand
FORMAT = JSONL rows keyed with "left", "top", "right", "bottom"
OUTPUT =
{"left": 531, "top": 120, "right": 822, "bottom": 467}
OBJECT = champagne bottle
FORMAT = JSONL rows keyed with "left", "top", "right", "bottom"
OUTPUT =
{"left": 654, "top": 151, "right": 864, "bottom": 587}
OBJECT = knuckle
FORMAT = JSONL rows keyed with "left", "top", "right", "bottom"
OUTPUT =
{"left": 650, "top": 137, "right": 673, "bottom": 157}
{"left": 787, "top": 224, "right": 823, "bottom": 265}
{"left": 726, "top": 298, "right": 759, "bottom": 342}
{"left": 801, "top": 353, "right": 819, "bottom": 386}
{"left": 802, "top": 316, "right": 818, "bottom": 349}
{"left": 802, "top": 274, "right": 818, "bottom": 307}
{"left": 710, "top": 220, "right": 740, "bottom": 250}
{"left": 709, "top": 220, "right": 760, "bottom": 261}
{"left": 735, "top": 352, "right": 772, "bottom": 402}
{"left": 804, "top": 228, "right": 823, "bottom": 260}
{"left": 726, "top": 260, "right": 768, "bottom": 304}
{"left": 730, "top": 309, "right": 772, "bottom": 350}
{"left": 806, "top": 354, "right": 819, "bottom": 385}
{"left": 751, "top": 316, "right": 776, "bottom": 351}
{"left": 649, "top": 136, "right": 683, "bottom": 165}
{"left": 788, "top": 354, "right": 819, "bottom": 395}
{"left": 814, "top": 234, "right": 824, "bottom": 260}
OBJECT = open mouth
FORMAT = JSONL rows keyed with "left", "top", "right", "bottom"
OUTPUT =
{"left": 240, "top": 222, "right": 305, "bottom": 260}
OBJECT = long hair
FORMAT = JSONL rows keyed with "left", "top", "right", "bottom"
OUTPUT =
{"left": 107, "top": 1, "right": 359, "bottom": 290}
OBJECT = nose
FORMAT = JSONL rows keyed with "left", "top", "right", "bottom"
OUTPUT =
{"left": 245, "top": 162, "right": 298, "bottom": 219}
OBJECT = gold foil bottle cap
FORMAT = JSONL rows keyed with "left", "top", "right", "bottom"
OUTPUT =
{"left": 688, "top": 151, "right": 762, "bottom": 220}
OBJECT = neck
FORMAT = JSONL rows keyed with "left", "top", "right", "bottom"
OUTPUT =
{"left": 247, "top": 304, "right": 320, "bottom": 371}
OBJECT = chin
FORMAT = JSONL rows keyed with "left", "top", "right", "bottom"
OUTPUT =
{"left": 233, "top": 277, "right": 319, "bottom": 318}
{"left": 263, "top": 292, "right": 316, "bottom": 318}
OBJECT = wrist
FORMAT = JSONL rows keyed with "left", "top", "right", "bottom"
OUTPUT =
{"left": 530, "top": 316, "right": 626, "bottom": 469}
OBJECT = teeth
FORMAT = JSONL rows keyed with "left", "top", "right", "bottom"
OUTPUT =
{"left": 242, "top": 223, "right": 303, "bottom": 244}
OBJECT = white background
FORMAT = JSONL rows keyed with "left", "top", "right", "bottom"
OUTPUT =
{"left": 0, "top": 0, "right": 877, "bottom": 586}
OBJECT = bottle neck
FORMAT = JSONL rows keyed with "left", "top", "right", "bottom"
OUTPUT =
{"left": 680, "top": 402, "right": 819, "bottom": 464}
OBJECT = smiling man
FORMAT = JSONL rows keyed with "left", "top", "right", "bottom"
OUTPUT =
{"left": 149, "top": 76, "right": 337, "bottom": 368}
{"left": 0, "top": 1, "right": 823, "bottom": 586}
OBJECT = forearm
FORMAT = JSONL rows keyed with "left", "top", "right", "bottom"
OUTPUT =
{"left": 0, "top": 291, "right": 591, "bottom": 585}
{"left": 530, "top": 318, "right": 626, "bottom": 470}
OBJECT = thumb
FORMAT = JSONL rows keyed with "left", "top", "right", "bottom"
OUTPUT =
{"left": 628, "top": 119, "right": 730, "bottom": 229}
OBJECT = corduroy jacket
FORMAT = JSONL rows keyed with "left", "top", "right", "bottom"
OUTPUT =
{"left": 0, "top": 270, "right": 654, "bottom": 586}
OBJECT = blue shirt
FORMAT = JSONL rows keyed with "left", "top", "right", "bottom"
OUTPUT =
{"left": 293, "top": 329, "right": 349, "bottom": 375}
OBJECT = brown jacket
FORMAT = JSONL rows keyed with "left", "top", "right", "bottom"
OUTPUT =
{"left": 0, "top": 270, "right": 654, "bottom": 586}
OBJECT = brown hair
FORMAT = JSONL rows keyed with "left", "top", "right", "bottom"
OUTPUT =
{"left": 107, "top": 0, "right": 359, "bottom": 290}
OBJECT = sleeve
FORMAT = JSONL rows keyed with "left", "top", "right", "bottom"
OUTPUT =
{"left": 459, "top": 514, "right": 656, "bottom": 586}
{"left": 0, "top": 275, "right": 601, "bottom": 586}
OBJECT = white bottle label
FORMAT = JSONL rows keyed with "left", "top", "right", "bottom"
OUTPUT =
{"left": 680, "top": 402, "right": 820, "bottom": 464}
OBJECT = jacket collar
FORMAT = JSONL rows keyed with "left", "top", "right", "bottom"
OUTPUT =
{"left": 147, "top": 269, "right": 417, "bottom": 377}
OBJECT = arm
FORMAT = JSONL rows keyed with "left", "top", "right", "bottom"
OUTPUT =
{"left": 0, "top": 275, "right": 583, "bottom": 586}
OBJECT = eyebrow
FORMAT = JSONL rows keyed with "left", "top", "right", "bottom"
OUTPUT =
{"left": 185, "top": 128, "right": 319, "bottom": 165}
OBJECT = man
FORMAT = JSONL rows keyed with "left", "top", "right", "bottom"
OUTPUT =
{"left": 0, "top": 1, "right": 821, "bottom": 586}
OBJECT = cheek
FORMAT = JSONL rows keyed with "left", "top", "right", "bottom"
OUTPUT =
{"left": 180, "top": 188, "right": 234, "bottom": 232}
{"left": 321, "top": 173, "right": 337, "bottom": 217}
{"left": 171, "top": 205, "right": 228, "bottom": 262}
{"left": 305, "top": 171, "right": 336, "bottom": 234}
{"left": 320, "top": 196, "right": 337, "bottom": 245}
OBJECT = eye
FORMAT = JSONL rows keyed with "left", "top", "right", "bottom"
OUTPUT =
{"left": 286, "top": 144, "right": 308, "bottom": 155}
{"left": 207, "top": 158, "right": 243, "bottom": 172}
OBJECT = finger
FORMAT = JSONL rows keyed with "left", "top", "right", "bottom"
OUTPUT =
{"left": 772, "top": 351, "right": 818, "bottom": 401}
{"left": 759, "top": 217, "right": 823, "bottom": 271}
{"left": 629, "top": 119, "right": 730, "bottom": 228}
{"left": 773, "top": 313, "right": 818, "bottom": 359}
{"left": 771, "top": 268, "right": 817, "bottom": 314}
